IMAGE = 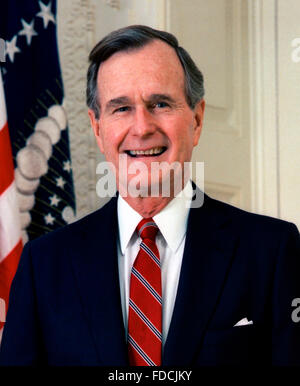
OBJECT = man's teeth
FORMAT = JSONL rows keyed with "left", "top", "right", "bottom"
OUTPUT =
{"left": 128, "top": 147, "right": 165, "bottom": 156}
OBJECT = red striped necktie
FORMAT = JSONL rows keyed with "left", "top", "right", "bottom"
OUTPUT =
{"left": 128, "top": 218, "right": 162, "bottom": 366}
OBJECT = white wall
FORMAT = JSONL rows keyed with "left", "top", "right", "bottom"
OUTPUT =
{"left": 248, "top": 0, "right": 300, "bottom": 228}
{"left": 277, "top": 0, "right": 300, "bottom": 227}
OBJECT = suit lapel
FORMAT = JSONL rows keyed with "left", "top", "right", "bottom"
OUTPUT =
{"left": 71, "top": 197, "right": 128, "bottom": 366}
{"left": 163, "top": 193, "right": 238, "bottom": 365}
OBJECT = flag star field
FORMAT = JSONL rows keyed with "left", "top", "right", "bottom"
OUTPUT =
{"left": 0, "top": 0, "right": 76, "bottom": 243}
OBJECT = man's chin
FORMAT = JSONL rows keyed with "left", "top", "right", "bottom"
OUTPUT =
{"left": 118, "top": 179, "right": 159, "bottom": 198}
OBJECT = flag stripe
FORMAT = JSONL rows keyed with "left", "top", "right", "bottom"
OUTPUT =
{"left": 0, "top": 72, "right": 22, "bottom": 276}
{"left": 0, "top": 40, "right": 22, "bottom": 343}
{"left": 0, "top": 182, "right": 22, "bottom": 262}
{"left": 0, "top": 122, "right": 15, "bottom": 194}
{"left": 0, "top": 239, "right": 23, "bottom": 331}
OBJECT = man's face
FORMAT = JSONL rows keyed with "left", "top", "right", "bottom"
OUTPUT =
{"left": 89, "top": 39, "right": 205, "bottom": 196}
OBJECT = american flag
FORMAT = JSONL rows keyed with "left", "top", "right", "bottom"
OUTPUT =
{"left": 0, "top": 70, "right": 23, "bottom": 340}
{"left": 0, "top": 0, "right": 76, "bottom": 337}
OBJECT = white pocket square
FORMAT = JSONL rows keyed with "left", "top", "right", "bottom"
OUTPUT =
{"left": 234, "top": 317, "right": 253, "bottom": 327}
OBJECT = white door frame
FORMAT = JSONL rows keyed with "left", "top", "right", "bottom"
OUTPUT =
{"left": 248, "top": 0, "right": 280, "bottom": 218}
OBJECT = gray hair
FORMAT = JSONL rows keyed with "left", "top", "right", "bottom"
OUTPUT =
{"left": 86, "top": 25, "right": 205, "bottom": 119}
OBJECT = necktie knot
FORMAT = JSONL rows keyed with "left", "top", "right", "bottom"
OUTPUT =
{"left": 136, "top": 218, "right": 158, "bottom": 241}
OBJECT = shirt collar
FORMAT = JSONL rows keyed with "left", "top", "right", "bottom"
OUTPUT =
{"left": 117, "top": 180, "right": 192, "bottom": 254}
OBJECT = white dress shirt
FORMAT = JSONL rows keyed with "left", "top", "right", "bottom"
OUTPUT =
{"left": 117, "top": 181, "right": 192, "bottom": 347}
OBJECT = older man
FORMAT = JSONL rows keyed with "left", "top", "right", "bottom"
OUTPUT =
{"left": 0, "top": 25, "right": 299, "bottom": 366}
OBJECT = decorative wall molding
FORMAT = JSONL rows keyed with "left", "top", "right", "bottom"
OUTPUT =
{"left": 204, "top": 0, "right": 244, "bottom": 137}
{"left": 106, "top": 0, "right": 120, "bottom": 9}
{"left": 248, "top": 0, "right": 279, "bottom": 217}
{"left": 57, "top": 0, "right": 100, "bottom": 219}
{"left": 158, "top": 0, "right": 169, "bottom": 30}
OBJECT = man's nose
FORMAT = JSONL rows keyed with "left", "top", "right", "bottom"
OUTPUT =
{"left": 131, "top": 106, "right": 156, "bottom": 137}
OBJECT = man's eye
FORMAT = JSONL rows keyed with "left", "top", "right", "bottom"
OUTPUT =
{"left": 114, "top": 106, "right": 129, "bottom": 113}
{"left": 156, "top": 102, "right": 168, "bottom": 108}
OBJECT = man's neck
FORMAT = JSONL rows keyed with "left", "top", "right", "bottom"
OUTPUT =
{"left": 118, "top": 179, "right": 192, "bottom": 218}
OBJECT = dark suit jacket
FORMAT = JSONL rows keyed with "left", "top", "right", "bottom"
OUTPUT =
{"left": 0, "top": 193, "right": 299, "bottom": 366}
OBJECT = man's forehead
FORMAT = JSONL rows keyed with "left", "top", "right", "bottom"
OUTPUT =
{"left": 97, "top": 39, "right": 183, "bottom": 79}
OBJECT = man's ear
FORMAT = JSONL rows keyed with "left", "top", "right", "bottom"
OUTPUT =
{"left": 193, "top": 99, "right": 205, "bottom": 147}
{"left": 88, "top": 108, "right": 104, "bottom": 153}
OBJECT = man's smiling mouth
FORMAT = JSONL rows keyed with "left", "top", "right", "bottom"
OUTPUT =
{"left": 125, "top": 146, "right": 167, "bottom": 157}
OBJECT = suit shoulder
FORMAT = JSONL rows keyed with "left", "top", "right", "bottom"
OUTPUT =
{"left": 28, "top": 196, "right": 117, "bottom": 250}
{"left": 205, "top": 195, "right": 299, "bottom": 235}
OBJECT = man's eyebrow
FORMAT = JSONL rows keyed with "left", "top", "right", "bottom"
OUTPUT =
{"left": 148, "top": 94, "right": 176, "bottom": 104}
{"left": 105, "top": 96, "right": 131, "bottom": 111}
{"left": 105, "top": 94, "right": 177, "bottom": 112}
